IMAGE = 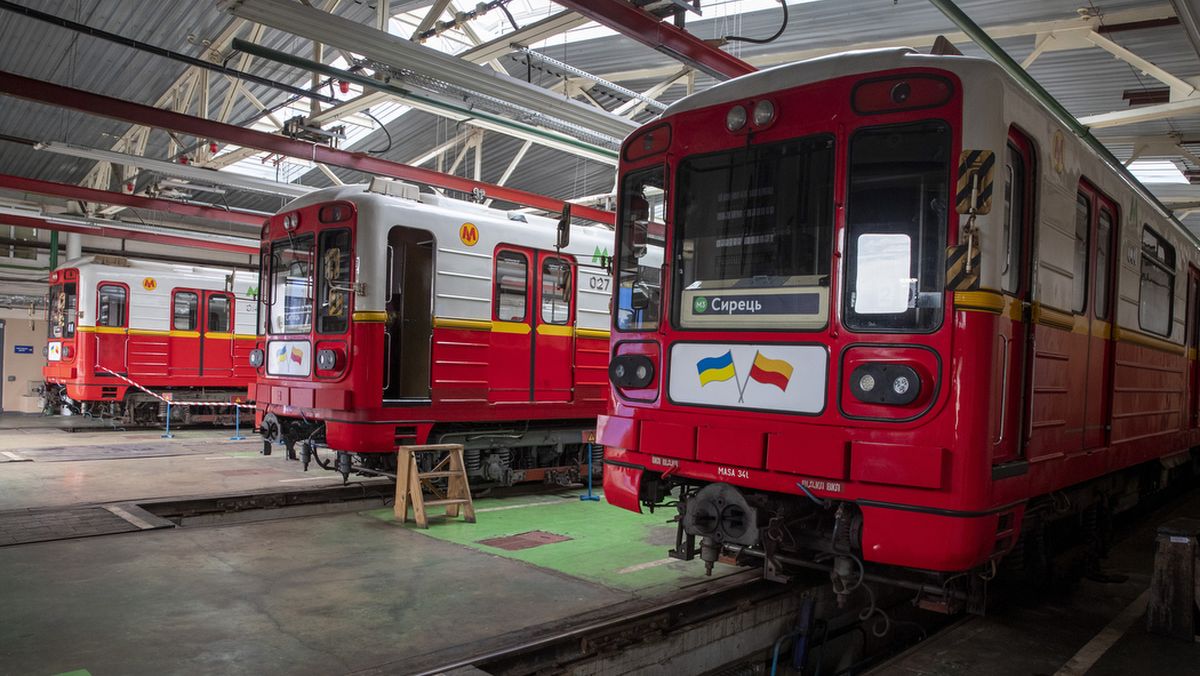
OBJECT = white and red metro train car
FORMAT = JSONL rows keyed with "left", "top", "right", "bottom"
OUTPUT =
{"left": 253, "top": 179, "right": 615, "bottom": 484}
{"left": 600, "top": 47, "right": 1200, "bottom": 599}
{"left": 43, "top": 255, "right": 257, "bottom": 424}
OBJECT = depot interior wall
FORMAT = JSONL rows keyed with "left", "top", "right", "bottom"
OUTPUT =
{"left": 0, "top": 307, "right": 47, "bottom": 413}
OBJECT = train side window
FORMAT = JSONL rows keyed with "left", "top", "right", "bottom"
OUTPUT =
{"left": 1001, "top": 144, "right": 1025, "bottom": 293}
{"left": 1139, "top": 225, "right": 1175, "bottom": 336}
{"left": 494, "top": 251, "right": 528, "bottom": 322}
{"left": 1096, "top": 208, "right": 1114, "bottom": 320}
{"left": 1072, "top": 192, "right": 1090, "bottom": 313}
{"left": 541, "top": 257, "right": 572, "bottom": 325}
{"left": 97, "top": 283, "right": 127, "bottom": 328}
{"left": 173, "top": 291, "right": 198, "bottom": 331}
{"left": 208, "top": 295, "right": 231, "bottom": 333}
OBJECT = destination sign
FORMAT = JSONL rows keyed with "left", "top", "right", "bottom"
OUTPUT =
{"left": 690, "top": 292, "right": 820, "bottom": 316}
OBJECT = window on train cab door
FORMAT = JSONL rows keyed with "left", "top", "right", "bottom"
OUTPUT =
{"left": 317, "top": 228, "right": 351, "bottom": 334}
{"left": 616, "top": 165, "right": 666, "bottom": 331}
{"left": 494, "top": 251, "right": 528, "bottom": 322}
{"left": 845, "top": 122, "right": 949, "bottom": 331}
{"left": 208, "top": 295, "right": 232, "bottom": 333}
{"left": 173, "top": 291, "right": 198, "bottom": 331}
{"left": 541, "top": 257, "right": 572, "bottom": 325}
{"left": 1095, "top": 208, "right": 1114, "bottom": 320}
{"left": 1072, "top": 193, "right": 1090, "bottom": 313}
{"left": 1139, "top": 225, "right": 1176, "bottom": 336}
{"left": 1001, "top": 145, "right": 1025, "bottom": 294}
{"left": 97, "top": 284, "right": 127, "bottom": 328}
{"left": 48, "top": 282, "right": 77, "bottom": 338}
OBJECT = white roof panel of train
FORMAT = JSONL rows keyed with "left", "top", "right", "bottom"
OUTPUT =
{"left": 662, "top": 48, "right": 997, "bottom": 116}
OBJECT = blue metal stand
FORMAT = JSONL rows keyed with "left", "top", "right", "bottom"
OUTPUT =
{"left": 580, "top": 443, "right": 600, "bottom": 501}
{"left": 161, "top": 401, "right": 174, "bottom": 439}
{"left": 229, "top": 403, "right": 246, "bottom": 441}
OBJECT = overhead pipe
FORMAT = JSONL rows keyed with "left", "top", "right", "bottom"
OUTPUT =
{"left": 0, "top": 69, "right": 616, "bottom": 224}
{"left": 549, "top": 0, "right": 756, "bottom": 80}
{"left": 230, "top": 38, "right": 619, "bottom": 163}
{"left": 0, "top": 171, "right": 267, "bottom": 227}
{"left": 926, "top": 0, "right": 1200, "bottom": 245}
{"left": 0, "top": 212, "right": 258, "bottom": 255}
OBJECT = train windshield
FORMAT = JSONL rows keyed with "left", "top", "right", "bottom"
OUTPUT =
{"left": 616, "top": 165, "right": 667, "bottom": 331}
{"left": 268, "top": 235, "right": 315, "bottom": 334}
{"left": 844, "top": 121, "right": 951, "bottom": 332}
{"left": 48, "top": 282, "right": 77, "bottom": 339}
{"left": 674, "top": 135, "right": 835, "bottom": 330}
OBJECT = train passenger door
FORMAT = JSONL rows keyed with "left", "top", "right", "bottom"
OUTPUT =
{"left": 1081, "top": 186, "right": 1117, "bottom": 450}
{"left": 95, "top": 282, "right": 129, "bottom": 374}
{"left": 489, "top": 247, "right": 533, "bottom": 403}
{"left": 203, "top": 291, "right": 235, "bottom": 377}
{"left": 993, "top": 134, "right": 1034, "bottom": 465}
{"left": 170, "top": 290, "right": 201, "bottom": 377}
{"left": 1186, "top": 267, "right": 1200, "bottom": 428}
{"left": 383, "top": 226, "right": 434, "bottom": 401}
{"left": 533, "top": 252, "right": 575, "bottom": 402}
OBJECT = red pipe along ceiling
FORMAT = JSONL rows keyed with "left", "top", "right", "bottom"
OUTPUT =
{"left": 0, "top": 213, "right": 259, "bottom": 255}
{"left": 0, "top": 70, "right": 617, "bottom": 226}
{"left": 550, "top": 0, "right": 756, "bottom": 80}
{"left": 0, "top": 172, "right": 266, "bottom": 227}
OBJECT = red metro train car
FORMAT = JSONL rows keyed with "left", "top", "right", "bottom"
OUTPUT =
{"left": 600, "top": 48, "right": 1200, "bottom": 597}
{"left": 254, "top": 179, "right": 614, "bottom": 484}
{"left": 43, "top": 255, "right": 257, "bottom": 424}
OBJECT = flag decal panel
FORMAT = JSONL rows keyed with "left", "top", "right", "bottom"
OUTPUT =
{"left": 670, "top": 343, "right": 826, "bottom": 413}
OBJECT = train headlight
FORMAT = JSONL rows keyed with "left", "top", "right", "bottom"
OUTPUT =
{"left": 850, "top": 363, "right": 920, "bottom": 406}
{"left": 858, "top": 373, "right": 875, "bottom": 393}
{"left": 752, "top": 99, "right": 775, "bottom": 127}
{"left": 61, "top": 345, "right": 73, "bottom": 359}
{"left": 610, "top": 354, "right": 654, "bottom": 389}
{"left": 725, "top": 105, "right": 747, "bottom": 132}
{"left": 249, "top": 348, "right": 265, "bottom": 368}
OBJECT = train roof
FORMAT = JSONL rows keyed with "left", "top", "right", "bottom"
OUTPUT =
{"left": 662, "top": 48, "right": 994, "bottom": 116}
{"left": 54, "top": 255, "right": 251, "bottom": 279}
{"left": 279, "top": 183, "right": 613, "bottom": 239}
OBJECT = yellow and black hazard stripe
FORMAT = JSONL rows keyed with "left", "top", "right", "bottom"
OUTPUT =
{"left": 956, "top": 149, "right": 995, "bottom": 214}
{"left": 946, "top": 240, "right": 981, "bottom": 291}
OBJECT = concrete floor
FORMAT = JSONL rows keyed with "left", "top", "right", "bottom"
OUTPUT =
{"left": 872, "top": 487, "right": 1200, "bottom": 676}
{"left": 0, "top": 427, "right": 726, "bottom": 676}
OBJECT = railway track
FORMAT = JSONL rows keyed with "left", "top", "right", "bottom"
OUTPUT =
{"left": 408, "top": 570, "right": 804, "bottom": 676}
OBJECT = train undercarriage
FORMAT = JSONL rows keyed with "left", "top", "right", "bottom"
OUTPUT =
{"left": 259, "top": 412, "right": 603, "bottom": 487}
{"left": 648, "top": 447, "right": 1200, "bottom": 615}
{"left": 42, "top": 383, "right": 248, "bottom": 427}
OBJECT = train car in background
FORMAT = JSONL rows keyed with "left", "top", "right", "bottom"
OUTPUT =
{"left": 599, "top": 47, "right": 1200, "bottom": 607}
{"left": 253, "top": 179, "right": 614, "bottom": 485}
{"left": 43, "top": 255, "right": 257, "bottom": 424}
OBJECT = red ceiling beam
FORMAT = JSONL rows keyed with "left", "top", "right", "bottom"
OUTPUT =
{"left": 0, "top": 172, "right": 265, "bottom": 227}
{"left": 0, "top": 70, "right": 616, "bottom": 225}
{"left": 0, "top": 213, "right": 258, "bottom": 255}
{"left": 551, "top": 0, "right": 756, "bottom": 80}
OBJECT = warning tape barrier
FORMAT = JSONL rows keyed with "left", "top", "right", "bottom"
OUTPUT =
{"left": 94, "top": 365, "right": 256, "bottom": 409}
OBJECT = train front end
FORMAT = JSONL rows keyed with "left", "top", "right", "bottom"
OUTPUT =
{"left": 253, "top": 187, "right": 384, "bottom": 476}
{"left": 43, "top": 267, "right": 80, "bottom": 407}
{"left": 601, "top": 51, "right": 1013, "bottom": 587}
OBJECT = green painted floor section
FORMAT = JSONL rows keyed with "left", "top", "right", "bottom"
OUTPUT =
{"left": 365, "top": 491, "right": 726, "bottom": 592}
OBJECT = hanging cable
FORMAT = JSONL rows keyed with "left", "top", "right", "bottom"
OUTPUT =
{"left": 362, "top": 110, "right": 393, "bottom": 155}
{"left": 724, "top": 0, "right": 788, "bottom": 44}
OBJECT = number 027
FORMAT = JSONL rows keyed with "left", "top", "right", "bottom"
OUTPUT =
{"left": 588, "top": 276, "right": 610, "bottom": 291}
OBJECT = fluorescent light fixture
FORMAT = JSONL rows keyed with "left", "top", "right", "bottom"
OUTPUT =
{"left": 1129, "top": 159, "right": 1189, "bottom": 184}
{"left": 2, "top": 208, "right": 258, "bottom": 250}
{"left": 36, "top": 141, "right": 313, "bottom": 198}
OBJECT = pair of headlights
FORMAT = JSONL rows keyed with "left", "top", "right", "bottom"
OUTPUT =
{"left": 248, "top": 348, "right": 342, "bottom": 372}
{"left": 849, "top": 363, "right": 921, "bottom": 406}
